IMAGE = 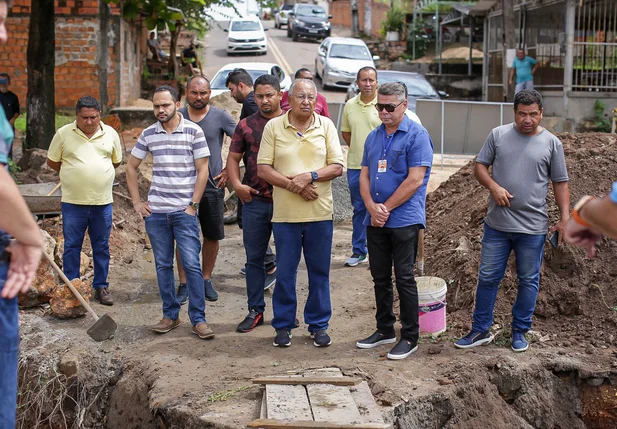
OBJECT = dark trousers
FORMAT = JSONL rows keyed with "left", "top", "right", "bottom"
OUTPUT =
{"left": 238, "top": 201, "right": 276, "bottom": 271}
{"left": 367, "top": 224, "right": 421, "bottom": 342}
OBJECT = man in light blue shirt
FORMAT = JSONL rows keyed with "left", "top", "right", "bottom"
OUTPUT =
{"left": 355, "top": 82, "right": 433, "bottom": 361}
{"left": 510, "top": 49, "right": 538, "bottom": 94}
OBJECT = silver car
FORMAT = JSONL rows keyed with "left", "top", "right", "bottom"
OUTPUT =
{"left": 274, "top": 4, "right": 294, "bottom": 29}
{"left": 315, "top": 37, "right": 379, "bottom": 90}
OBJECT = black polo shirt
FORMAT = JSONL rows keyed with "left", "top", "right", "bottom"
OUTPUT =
{"left": 0, "top": 90, "right": 19, "bottom": 122}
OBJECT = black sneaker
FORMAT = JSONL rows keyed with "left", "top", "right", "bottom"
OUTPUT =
{"left": 454, "top": 330, "right": 494, "bottom": 349}
{"left": 356, "top": 331, "right": 397, "bottom": 349}
{"left": 176, "top": 283, "right": 188, "bottom": 305}
{"left": 273, "top": 329, "right": 292, "bottom": 347}
{"left": 204, "top": 279, "right": 219, "bottom": 302}
{"left": 386, "top": 339, "right": 418, "bottom": 360}
{"left": 310, "top": 330, "right": 332, "bottom": 347}
{"left": 264, "top": 271, "right": 276, "bottom": 290}
{"left": 236, "top": 310, "right": 264, "bottom": 333}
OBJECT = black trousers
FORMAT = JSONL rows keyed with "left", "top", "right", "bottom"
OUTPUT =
{"left": 367, "top": 224, "right": 421, "bottom": 342}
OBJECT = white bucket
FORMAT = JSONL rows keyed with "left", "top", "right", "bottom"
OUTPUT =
{"left": 416, "top": 276, "right": 447, "bottom": 335}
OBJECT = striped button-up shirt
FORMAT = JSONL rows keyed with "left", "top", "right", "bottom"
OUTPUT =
{"left": 131, "top": 113, "right": 210, "bottom": 213}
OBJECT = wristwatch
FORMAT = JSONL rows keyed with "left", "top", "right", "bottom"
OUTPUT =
{"left": 188, "top": 201, "right": 200, "bottom": 210}
{"left": 572, "top": 195, "right": 594, "bottom": 227}
{"left": 310, "top": 171, "right": 319, "bottom": 183}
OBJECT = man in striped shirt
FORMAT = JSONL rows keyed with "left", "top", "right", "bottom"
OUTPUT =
{"left": 126, "top": 85, "right": 215, "bottom": 340}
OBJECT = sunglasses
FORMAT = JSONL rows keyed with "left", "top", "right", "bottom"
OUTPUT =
{"left": 375, "top": 100, "right": 404, "bottom": 113}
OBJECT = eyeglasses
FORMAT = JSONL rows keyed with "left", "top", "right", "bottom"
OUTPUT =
{"left": 293, "top": 94, "right": 316, "bottom": 101}
{"left": 375, "top": 100, "right": 404, "bottom": 113}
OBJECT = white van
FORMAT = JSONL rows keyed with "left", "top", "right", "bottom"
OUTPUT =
{"left": 225, "top": 17, "right": 268, "bottom": 56}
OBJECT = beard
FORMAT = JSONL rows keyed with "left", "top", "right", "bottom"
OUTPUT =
{"left": 188, "top": 98, "right": 207, "bottom": 110}
{"left": 158, "top": 107, "right": 177, "bottom": 123}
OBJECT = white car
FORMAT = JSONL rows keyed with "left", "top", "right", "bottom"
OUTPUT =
{"left": 274, "top": 4, "right": 294, "bottom": 28}
{"left": 209, "top": 62, "right": 293, "bottom": 98}
{"left": 315, "top": 37, "right": 379, "bottom": 90}
{"left": 225, "top": 17, "right": 268, "bottom": 56}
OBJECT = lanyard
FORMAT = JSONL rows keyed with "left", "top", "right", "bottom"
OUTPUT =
{"left": 382, "top": 129, "right": 395, "bottom": 157}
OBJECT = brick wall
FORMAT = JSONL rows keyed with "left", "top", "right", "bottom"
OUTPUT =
{"left": 329, "top": 0, "right": 391, "bottom": 39}
{"left": 0, "top": 0, "right": 143, "bottom": 110}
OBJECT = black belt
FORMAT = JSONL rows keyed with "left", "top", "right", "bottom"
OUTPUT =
{"left": 0, "top": 251, "right": 10, "bottom": 263}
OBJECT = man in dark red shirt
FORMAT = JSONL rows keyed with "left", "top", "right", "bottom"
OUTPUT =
{"left": 280, "top": 68, "right": 330, "bottom": 119}
{"left": 227, "top": 74, "right": 283, "bottom": 333}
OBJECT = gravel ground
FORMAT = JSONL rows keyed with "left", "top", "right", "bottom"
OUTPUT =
{"left": 332, "top": 171, "right": 353, "bottom": 222}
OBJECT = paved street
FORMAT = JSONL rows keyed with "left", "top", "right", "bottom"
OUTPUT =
{"left": 202, "top": 19, "right": 348, "bottom": 103}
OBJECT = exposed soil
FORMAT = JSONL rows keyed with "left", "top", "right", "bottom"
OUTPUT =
{"left": 14, "top": 132, "right": 617, "bottom": 428}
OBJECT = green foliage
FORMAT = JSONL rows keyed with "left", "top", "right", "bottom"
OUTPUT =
{"left": 14, "top": 114, "right": 75, "bottom": 133}
{"left": 593, "top": 100, "right": 611, "bottom": 133}
{"left": 382, "top": 5, "right": 406, "bottom": 34}
{"left": 8, "top": 159, "right": 20, "bottom": 181}
{"left": 406, "top": 20, "right": 430, "bottom": 59}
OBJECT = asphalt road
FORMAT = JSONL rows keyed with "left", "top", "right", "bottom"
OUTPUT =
{"left": 202, "top": 19, "right": 348, "bottom": 103}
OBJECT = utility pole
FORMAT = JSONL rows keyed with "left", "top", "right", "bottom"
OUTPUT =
{"left": 501, "top": 0, "right": 516, "bottom": 102}
{"left": 351, "top": 0, "right": 359, "bottom": 37}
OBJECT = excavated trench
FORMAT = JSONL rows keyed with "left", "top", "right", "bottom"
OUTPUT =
{"left": 15, "top": 344, "right": 617, "bottom": 429}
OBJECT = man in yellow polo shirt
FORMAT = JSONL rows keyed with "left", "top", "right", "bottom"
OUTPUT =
{"left": 47, "top": 96, "right": 123, "bottom": 306}
{"left": 257, "top": 79, "right": 344, "bottom": 348}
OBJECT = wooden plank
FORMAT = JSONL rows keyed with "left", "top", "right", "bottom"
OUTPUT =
{"left": 266, "top": 385, "right": 312, "bottom": 421}
{"left": 307, "top": 384, "right": 362, "bottom": 423}
{"left": 247, "top": 419, "right": 392, "bottom": 429}
{"left": 254, "top": 376, "right": 361, "bottom": 386}
{"left": 349, "top": 381, "right": 384, "bottom": 424}
{"left": 260, "top": 392, "right": 268, "bottom": 419}
{"left": 303, "top": 368, "right": 343, "bottom": 378}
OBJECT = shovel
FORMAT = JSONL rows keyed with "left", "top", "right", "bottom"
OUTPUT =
{"left": 417, "top": 229, "right": 425, "bottom": 276}
{"left": 42, "top": 251, "right": 117, "bottom": 341}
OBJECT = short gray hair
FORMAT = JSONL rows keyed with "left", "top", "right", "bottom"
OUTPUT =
{"left": 289, "top": 78, "right": 318, "bottom": 97}
{"left": 378, "top": 82, "right": 407, "bottom": 102}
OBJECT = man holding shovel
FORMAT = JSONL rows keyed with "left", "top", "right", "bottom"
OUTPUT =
{"left": 47, "top": 96, "right": 123, "bottom": 306}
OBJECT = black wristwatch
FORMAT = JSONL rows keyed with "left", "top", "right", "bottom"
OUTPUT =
{"left": 189, "top": 201, "right": 200, "bottom": 210}
{"left": 310, "top": 171, "right": 319, "bottom": 183}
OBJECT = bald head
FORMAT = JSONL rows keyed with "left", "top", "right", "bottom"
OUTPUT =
{"left": 186, "top": 76, "right": 211, "bottom": 110}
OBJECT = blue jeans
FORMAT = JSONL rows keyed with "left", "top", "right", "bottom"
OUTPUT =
{"left": 272, "top": 221, "right": 333, "bottom": 332}
{"left": 242, "top": 199, "right": 274, "bottom": 313}
{"left": 472, "top": 224, "right": 546, "bottom": 333}
{"left": 0, "top": 260, "right": 18, "bottom": 428}
{"left": 347, "top": 169, "right": 367, "bottom": 256}
{"left": 62, "top": 203, "right": 113, "bottom": 289}
{"left": 145, "top": 211, "right": 206, "bottom": 325}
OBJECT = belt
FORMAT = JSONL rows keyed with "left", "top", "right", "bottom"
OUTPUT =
{"left": 0, "top": 251, "right": 10, "bottom": 263}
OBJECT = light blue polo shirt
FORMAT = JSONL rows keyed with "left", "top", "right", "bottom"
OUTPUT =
{"left": 361, "top": 115, "right": 433, "bottom": 229}
{"left": 611, "top": 182, "right": 617, "bottom": 204}
{"left": 513, "top": 56, "right": 537, "bottom": 83}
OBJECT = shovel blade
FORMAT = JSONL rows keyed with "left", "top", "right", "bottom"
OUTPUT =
{"left": 86, "top": 313, "right": 117, "bottom": 342}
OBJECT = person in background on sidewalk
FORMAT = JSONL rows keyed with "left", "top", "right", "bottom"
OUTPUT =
{"left": 175, "top": 76, "right": 236, "bottom": 304}
{"left": 0, "top": 72, "right": 18, "bottom": 159}
{"left": 455, "top": 90, "right": 569, "bottom": 353}
{"left": 226, "top": 68, "right": 277, "bottom": 282}
{"left": 510, "top": 49, "right": 538, "bottom": 95}
{"left": 228, "top": 74, "right": 283, "bottom": 333}
{"left": 340, "top": 66, "right": 379, "bottom": 267}
{"left": 0, "top": 3, "right": 44, "bottom": 426}
{"left": 280, "top": 68, "right": 330, "bottom": 118}
{"left": 563, "top": 183, "right": 617, "bottom": 257}
{"left": 258, "top": 79, "right": 344, "bottom": 348}
{"left": 355, "top": 82, "right": 433, "bottom": 360}
{"left": 181, "top": 43, "right": 203, "bottom": 76}
{"left": 147, "top": 32, "right": 168, "bottom": 62}
{"left": 47, "top": 96, "right": 123, "bottom": 306}
{"left": 126, "top": 85, "right": 214, "bottom": 340}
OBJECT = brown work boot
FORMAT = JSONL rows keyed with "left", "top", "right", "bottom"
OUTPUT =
{"left": 150, "top": 317, "right": 181, "bottom": 334}
{"left": 94, "top": 288, "right": 114, "bottom": 306}
{"left": 192, "top": 322, "right": 215, "bottom": 339}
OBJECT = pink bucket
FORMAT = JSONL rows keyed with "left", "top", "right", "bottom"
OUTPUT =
{"left": 417, "top": 277, "right": 447, "bottom": 335}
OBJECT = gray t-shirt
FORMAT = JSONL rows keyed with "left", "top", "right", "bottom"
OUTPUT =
{"left": 179, "top": 106, "right": 236, "bottom": 185}
{"left": 477, "top": 123, "right": 568, "bottom": 235}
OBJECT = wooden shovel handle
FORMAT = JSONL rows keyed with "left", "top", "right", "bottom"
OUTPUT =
{"left": 417, "top": 229, "right": 425, "bottom": 276}
{"left": 46, "top": 182, "right": 61, "bottom": 196}
{"left": 42, "top": 251, "right": 99, "bottom": 321}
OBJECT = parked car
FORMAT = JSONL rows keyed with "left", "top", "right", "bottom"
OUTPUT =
{"left": 287, "top": 4, "right": 331, "bottom": 42}
{"left": 274, "top": 4, "right": 294, "bottom": 29}
{"left": 345, "top": 70, "right": 448, "bottom": 112}
{"left": 225, "top": 16, "right": 268, "bottom": 56}
{"left": 315, "top": 37, "right": 379, "bottom": 90}
{"left": 209, "top": 62, "right": 292, "bottom": 98}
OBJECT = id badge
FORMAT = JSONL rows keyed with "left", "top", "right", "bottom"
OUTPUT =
{"left": 378, "top": 159, "right": 387, "bottom": 173}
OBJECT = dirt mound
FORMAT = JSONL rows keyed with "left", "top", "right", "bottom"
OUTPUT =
{"left": 425, "top": 132, "right": 617, "bottom": 345}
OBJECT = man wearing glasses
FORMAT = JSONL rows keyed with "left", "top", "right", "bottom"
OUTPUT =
{"left": 356, "top": 82, "right": 433, "bottom": 360}
{"left": 257, "top": 79, "right": 344, "bottom": 348}
{"left": 280, "top": 68, "right": 330, "bottom": 118}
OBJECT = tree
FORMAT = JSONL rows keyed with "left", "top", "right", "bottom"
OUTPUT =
{"left": 25, "top": 0, "right": 55, "bottom": 151}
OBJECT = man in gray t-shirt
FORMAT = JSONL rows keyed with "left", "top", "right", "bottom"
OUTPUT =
{"left": 455, "top": 90, "right": 570, "bottom": 353}
{"left": 176, "top": 76, "right": 236, "bottom": 304}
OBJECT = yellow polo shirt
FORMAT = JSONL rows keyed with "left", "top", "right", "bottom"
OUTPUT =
{"left": 257, "top": 112, "right": 344, "bottom": 223}
{"left": 48, "top": 122, "right": 123, "bottom": 205}
{"left": 340, "top": 94, "right": 382, "bottom": 170}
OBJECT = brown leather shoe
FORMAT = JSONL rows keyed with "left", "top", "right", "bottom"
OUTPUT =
{"left": 94, "top": 288, "right": 114, "bottom": 306}
{"left": 192, "top": 322, "right": 215, "bottom": 339}
{"left": 150, "top": 317, "right": 181, "bottom": 334}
